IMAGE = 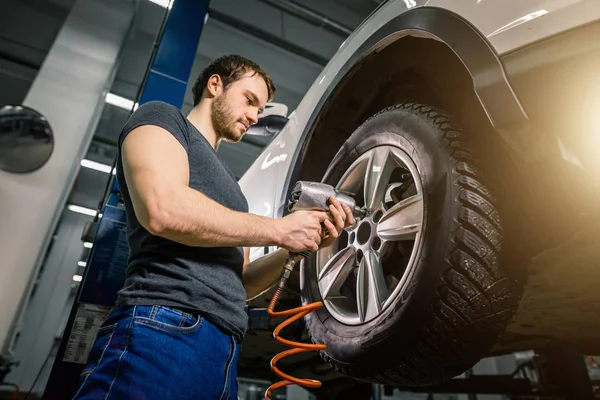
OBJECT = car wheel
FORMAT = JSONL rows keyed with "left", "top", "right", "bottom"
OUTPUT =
{"left": 300, "top": 103, "right": 522, "bottom": 386}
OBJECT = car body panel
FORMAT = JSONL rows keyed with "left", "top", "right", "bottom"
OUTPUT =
{"left": 428, "top": 0, "right": 600, "bottom": 55}
{"left": 243, "top": 119, "right": 295, "bottom": 262}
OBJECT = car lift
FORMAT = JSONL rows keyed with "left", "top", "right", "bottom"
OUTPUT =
{"left": 241, "top": 309, "right": 598, "bottom": 400}
{"left": 375, "top": 343, "right": 599, "bottom": 400}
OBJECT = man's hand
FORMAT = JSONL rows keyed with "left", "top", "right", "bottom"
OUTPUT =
{"left": 320, "top": 196, "right": 356, "bottom": 249}
{"left": 243, "top": 196, "right": 356, "bottom": 299}
{"left": 275, "top": 211, "right": 329, "bottom": 252}
{"left": 273, "top": 196, "right": 356, "bottom": 253}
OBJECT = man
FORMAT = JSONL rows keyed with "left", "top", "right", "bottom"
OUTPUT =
{"left": 73, "top": 54, "right": 354, "bottom": 400}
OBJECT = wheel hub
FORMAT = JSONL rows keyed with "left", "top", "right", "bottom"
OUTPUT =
{"left": 349, "top": 216, "right": 381, "bottom": 253}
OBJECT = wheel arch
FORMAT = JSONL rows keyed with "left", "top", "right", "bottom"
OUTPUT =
{"left": 281, "top": 6, "right": 530, "bottom": 215}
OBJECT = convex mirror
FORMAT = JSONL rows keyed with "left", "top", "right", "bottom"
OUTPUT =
{"left": 0, "top": 105, "right": 54, "bottom": 173}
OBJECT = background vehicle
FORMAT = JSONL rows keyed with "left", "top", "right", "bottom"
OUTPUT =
{"left": 237, "top": 0, "right": 600, "bottom": 393}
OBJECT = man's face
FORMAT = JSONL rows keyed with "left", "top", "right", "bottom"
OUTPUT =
{"left": 211, "top": 72, "right": 269, "bottom": 143}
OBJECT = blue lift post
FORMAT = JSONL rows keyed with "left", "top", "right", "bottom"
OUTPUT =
{"left": 42, "top": 0, "right": 209, "bottom": 398}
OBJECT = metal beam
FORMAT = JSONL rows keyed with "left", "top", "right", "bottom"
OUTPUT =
{"left": 255, "top": 0, "right": 353, "bottom": 37}
{"left": 207, "top": 8, "right": 329, "bottom": 67}
{"left": 0, "top": 49, "right": 39, "bottom": 70}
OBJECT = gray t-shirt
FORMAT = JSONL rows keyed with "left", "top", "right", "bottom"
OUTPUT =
{"left": 114, "top": 101, "right": 249, "bottom": 341}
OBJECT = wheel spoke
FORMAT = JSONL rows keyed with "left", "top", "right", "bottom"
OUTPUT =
{"left": 336, "top": 155, "right": 369, "bottom": 195}
{"left": 364, "top": 147, "right": 396, "bottom": 212}
{"left": 318, "top": 247, "right": 357, "bottom": 300}
{"left": 377, "top": 194, "right": 423, "bottom": 241}
{"left": 356, "top": 251, "right": 388, "bottom": 323}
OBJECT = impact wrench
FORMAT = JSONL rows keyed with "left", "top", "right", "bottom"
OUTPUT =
{"left": 264, "top": 181, "right": 366, "bottom": 399}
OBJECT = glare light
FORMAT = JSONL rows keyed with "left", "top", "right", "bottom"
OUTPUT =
{"left": 147, "top": 0, "right": 173, "bottom": 9}
{"left": 68, "top": 205, "right": 98, "bottom": 217}
{"left": 403, "top": 0, "right": 416, "bottom": 8}
{"left": 72, "top": 275, "right": 83, "bottom": 282}
{"left": 78, "top": 261, "right": 87, "bottom": 267}
{"left": 488, "top": 10, "right": 548, "bottom": 37}
{"left": 81, "top": 159, "right": 117, "bottom": 175}
{"left": 84, "top": 242, "right": 93, "bottom": 249}
{"left": 81, "top": 159, "right": 112, "bottom": 173}
{"left": 105, "top": 93, "right": 137, "bottom": 111}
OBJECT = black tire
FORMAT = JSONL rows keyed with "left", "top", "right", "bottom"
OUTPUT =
{"left": 300, "top": 103, "right": 522, "bottom": 386}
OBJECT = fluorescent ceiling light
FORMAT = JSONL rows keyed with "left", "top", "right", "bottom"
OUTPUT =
{"left": 81, "top": 159, "right": 111, "bottom": 173}
{"left": 72, "top": 275, "right": 83, "bottom": 282}
{"left": 105, "top": 93, "right": 137, "bottom": 111}
{"left": 78, "top": 261, "right": 87, "bottom": 267}
{"left": 488, "top": 10, "right": 548, "bottom": 37}
{"left": 84, "top": 242, "right": 93, "bottom": 249}
{"left": 81, "top": 159, "right": 117, "bottom": 175}
{"left": 148, "top": 0, "right": 173, "bottom": 9}
{"left": 68, "top": 204, "right": 98, "bottom": 217}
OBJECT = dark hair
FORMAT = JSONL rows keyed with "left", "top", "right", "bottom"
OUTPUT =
{"left": 192, "top": 54, "right": 276, "bottom": 106}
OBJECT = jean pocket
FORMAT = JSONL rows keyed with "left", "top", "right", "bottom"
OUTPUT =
{"left": 81, "top": 323, "right": 117, "bottom": 376}
{"left": 133, "top": 306, "right": 202, "bottom": 334}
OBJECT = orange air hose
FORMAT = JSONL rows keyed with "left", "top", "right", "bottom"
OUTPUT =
{"left": 264, "top": 261, "right": 327, "bottom": 399}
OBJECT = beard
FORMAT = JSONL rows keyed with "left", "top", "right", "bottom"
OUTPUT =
{"left": 211, "top": 93, "right": 245, "bottom": 144}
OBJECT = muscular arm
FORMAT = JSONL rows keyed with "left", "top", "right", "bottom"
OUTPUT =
{"left": 122, "top": 125, "right": 282, "bottom": 248}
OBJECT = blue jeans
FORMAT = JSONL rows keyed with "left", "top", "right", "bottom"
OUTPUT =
{"left": 72, "top": 305, "right": 241, "bottom": 400}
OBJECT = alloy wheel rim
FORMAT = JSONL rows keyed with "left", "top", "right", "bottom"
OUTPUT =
{"left": 316, "top": 145, "right": 425, "bottom": 325}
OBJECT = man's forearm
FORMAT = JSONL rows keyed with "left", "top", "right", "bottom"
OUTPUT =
{"left": 147, "top": 185, "right": 280, "bottom": 248}
{"left": 244, "top": 248, "right": 299, "bottom": 300}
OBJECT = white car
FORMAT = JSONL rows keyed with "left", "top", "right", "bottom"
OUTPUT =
{"left": 238, "top": 0, "right": 600, "bottom": 393}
